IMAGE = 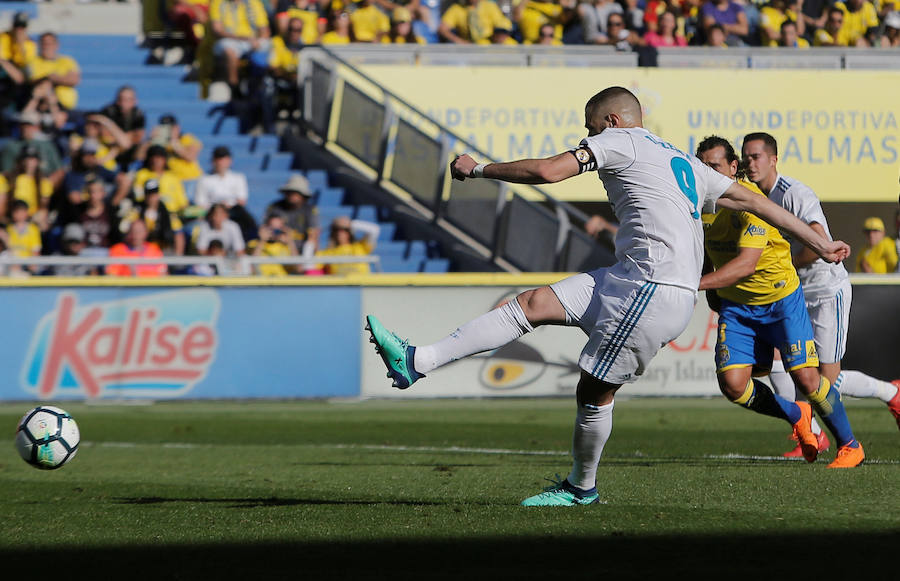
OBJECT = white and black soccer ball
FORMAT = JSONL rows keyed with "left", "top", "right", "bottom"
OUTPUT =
{"left": 14, "top": 406, "right": 80, "bottom": 470}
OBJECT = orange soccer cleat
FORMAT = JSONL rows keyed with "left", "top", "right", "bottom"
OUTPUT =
{"left": 783, "top": 430, "right": 830, "bottom": 458}
{"left": 887, "top": 380, "right": 900, "bottom": 431}
{"left": 791, "top": 402, "right": 819, "bottom": 463}
{"left": 827, "top": 442, "right": 865, "bottom": 469}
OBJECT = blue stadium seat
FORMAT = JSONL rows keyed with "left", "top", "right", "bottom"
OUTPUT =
{"left": 422, "top": 259, "right": 450, "bottom": 273}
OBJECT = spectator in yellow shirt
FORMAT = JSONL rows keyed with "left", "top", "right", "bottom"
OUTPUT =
{"left": 351, "top": 0, "right": 391, "bottom": 42}
{"left": 835, "top": 0, "right": 880, "bottom": 45}
{"left": 778, "top": 20, "right": 809, "bottom": 46}
{"left": 814, "top": 7, "right": 853, "bottom": 45}
{"left": 382, "top": 7, "right": 426, "bottom": 43}
{"left": 209, "top": 0, "right": 271, "bottom": 95}
{"left": 759, "top": 0, "right": 804, "bottom": 46}
{"left": 0, "top": 12, "right": 36, "bottom": 70}
{"left": 856, "top": 217, "right": 899, "bottom": 273}
{"left": 276, "top": 0, "right": 322, "bottom": 44}
{"left": 3, "top": 145, "right": 52, "bottom": 231}
{"left": 27, "top": 32, "right": 81, "bottom": 111}
{"left": 322, "top": 11, "right": 354, "bottom": 43}
{"left": 138, "top": 114, "right": 204, "bottom": 182}
{"left": 514, "top": 0, "right": 574, "bottom": 44}
{"left": 439, "top": 0, "right": 513, "bottom": 43}
{"left": 317, "top": 215, "right": 379, "bottom": 275}
{"left": 248, "top": 212, "right": 299, "bottom": 275}
{"left": 5, "top": 199, "right": 41, "bottom": 275}
{"left": 133, "top": 145, "right": 190, "bottom": 217}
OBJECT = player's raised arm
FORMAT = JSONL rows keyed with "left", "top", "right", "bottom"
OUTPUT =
{"left": 717, "top": 182, "right": 850, "bottom": 264}
{"left": 451, "top": 151, "right": 582, "bottom": 185}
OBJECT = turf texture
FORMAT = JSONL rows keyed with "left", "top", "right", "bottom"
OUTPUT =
{"left": 0, "top": 398, "right": 897, "bottom": 579}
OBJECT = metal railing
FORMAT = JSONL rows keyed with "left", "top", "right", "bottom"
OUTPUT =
{"left": 298, "top": 47, "right": 616, "bottom": 273}
{"left": 0, "top": 255, "right": 382, "bottom": 276}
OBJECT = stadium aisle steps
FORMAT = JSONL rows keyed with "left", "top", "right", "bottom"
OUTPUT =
{"left": 62, "top": 34, "right": 447, "bottom": 273}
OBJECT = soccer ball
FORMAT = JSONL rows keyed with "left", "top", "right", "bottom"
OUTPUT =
{"left": 14, "top": 406, "right": 80, "bottom": 470}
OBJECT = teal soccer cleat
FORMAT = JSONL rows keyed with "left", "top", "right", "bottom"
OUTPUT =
{"left": 365, "top": 315, "right": 424, "bottom": 389}
{"left": 521, "top": 476, "right": 600, "bottom": 507}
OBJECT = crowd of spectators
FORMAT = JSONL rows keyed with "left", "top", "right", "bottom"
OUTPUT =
{"left": 158, "top": 0, "right": 900, "bottom": 116}
{"left": 0, "top": 9, "right": 382, "bottom": 277}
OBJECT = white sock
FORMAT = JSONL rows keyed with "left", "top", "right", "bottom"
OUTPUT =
{"left": 413, "top": 299, "right": 534, "bottom": 375}
{"left": 835, "top": 370, "right": 898, "bottom": 403}
{"left": 768, "top": 361, "right": 795, "bottom": 401}
{"left": 770, "top": 364, "right": 823, "bottom": 435}
{"left": 567, "top": 401, "right": 614, "bottom": 491}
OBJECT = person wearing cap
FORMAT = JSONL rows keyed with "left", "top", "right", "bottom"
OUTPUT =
{"left": 0, "top": 12, "right": 36, "bottom": 70}
{"left": 881, "top": 11, "right": 900, "bottom": 47}
{"left": 195, "top": 145, "right": 256, "bottom": 238}
{"left": 856, "top": 216, "right": 898, "bottom": 273}
{"left": 382, "top": 7, "right": 426, "bottom": 43}
{"left": 0, "top": 111, "right": 64, "bottom": 182}
{"left": 107, "top": 219, "right": 167, "bottom": 277}
{"left": 63, "top": 137, "right": 126, "bottom": 202}
{"left": 3, "top": 145, "right": 53, "bottom": 230}
{"left": 0, "top": 13, "right": 27, "bottom": 115}
{"left": 5, "top": 199, "right": 41, "bottom": 275}
{"left": 440, "top": 0, "right": 513, "bottom": 43}
{"left": 52, "top": 222, "right": 94, "bottom": 277}
{"left": 316, "top": 215, "right": 380, "bottom": 275}
{"left": 266, "top": 174, "right": 320, "bottom": 251}
{"left": 128, "top": 178, "right": 186, "bottom": 257}
{"left": 27, "top": 32, "right": 81, "bottom": 111}
{"left": 140, "top": 113, "right": 204, "bottom": 181}
{"left": 133, "top": 145, "right": 190, "bottom": 217}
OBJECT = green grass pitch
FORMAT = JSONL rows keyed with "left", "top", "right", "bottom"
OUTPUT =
{"left": 0, "top": 398, "right": 897, "bottom": 579}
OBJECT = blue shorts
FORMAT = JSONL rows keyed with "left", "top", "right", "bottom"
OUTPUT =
{"left": 715, "top": 286, "right": 819, "bottom": 374}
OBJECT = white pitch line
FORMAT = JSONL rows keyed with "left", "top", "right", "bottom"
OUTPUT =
{"left": 80, "top": 441, "right": 900, "bottom": 464}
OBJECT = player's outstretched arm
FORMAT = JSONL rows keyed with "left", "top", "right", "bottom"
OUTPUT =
{"left": 717, "top": 182, "right": 850, "bottom": 264}
{"left": 451, "top": 152, "right": 580, "bottom": 185}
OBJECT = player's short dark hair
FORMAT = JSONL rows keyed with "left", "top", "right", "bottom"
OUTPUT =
{"left": 585, "top": 87, "right": 641, "bottom": 118}
{"left": 696, "top": 135, "right": 738, "bottom": 163}
{"left": 742, "top": 132, "right": 778, "bottom": 156}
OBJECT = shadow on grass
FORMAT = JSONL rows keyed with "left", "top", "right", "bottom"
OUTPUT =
{"left": 115, "top": 496, "right": 446, "bottom": 508}
{"left": 0, "top": 532, "right": 894, "bottom": 579}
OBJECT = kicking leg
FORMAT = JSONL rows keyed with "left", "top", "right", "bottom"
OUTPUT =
{"left": 366, "top": 286, "right": 568, "bottom": 388}
{"left": 771, "top": 356, "right": 829, "bottom": 457}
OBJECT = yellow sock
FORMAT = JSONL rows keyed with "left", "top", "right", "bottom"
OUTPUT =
{"left": 806, "top": 376, "right": 834, "bottom": 415}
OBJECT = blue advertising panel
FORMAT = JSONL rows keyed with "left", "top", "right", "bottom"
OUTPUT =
{"left": 0, "top": 287, "right": 361, "bottom": 400}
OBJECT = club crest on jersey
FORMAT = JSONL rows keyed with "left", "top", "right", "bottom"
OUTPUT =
{"left": 21, "top": 290, "right": 220, "bottom": 399}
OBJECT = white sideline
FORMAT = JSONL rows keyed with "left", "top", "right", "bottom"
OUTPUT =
{"left": 80, "top": 441, "right": 900, "bottom": 464}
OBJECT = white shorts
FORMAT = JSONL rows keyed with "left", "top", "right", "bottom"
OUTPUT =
{"left": 550, "top": 265, "right": 697, "bottom": 384}
{"left": 805, "top": 278, "right": 851, "bottom": 364}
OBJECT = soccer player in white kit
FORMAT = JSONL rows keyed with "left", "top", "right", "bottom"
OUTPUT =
{"left": 366, "top": 88, "right": 851, "bottom": 506}
{"left": 742, "top": 133, "right": 900, "bottom": 443}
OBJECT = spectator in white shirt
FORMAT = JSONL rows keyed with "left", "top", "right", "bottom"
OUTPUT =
{"left": 193, "top": 203, "right": 246, "bottom": 257}
{"left": 194, "top": 145, "right": 257, "bottom": 239}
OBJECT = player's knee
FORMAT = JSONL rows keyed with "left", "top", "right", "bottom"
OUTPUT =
{"left": 717, "top": 375, "right": 743, "bottom": 401}
{"left": 516, "top": 287, "right": 560, "bottom": 326}
{"left": 792, "top": 368, "right": 821, "bottom": 395}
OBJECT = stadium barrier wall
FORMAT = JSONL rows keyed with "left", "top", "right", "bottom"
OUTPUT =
{"left": 356, "top": 65, "right": 900, "bottom": 204}
{"left": 2, "top": 276, "right": 895, "bottom": 402}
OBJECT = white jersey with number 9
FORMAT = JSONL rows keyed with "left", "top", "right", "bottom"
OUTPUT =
{"left": 578, "top": 128, "right": 734, "bottom": 291}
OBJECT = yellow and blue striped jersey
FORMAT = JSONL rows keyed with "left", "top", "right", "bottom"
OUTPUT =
{"left": 702, "top": 180, "right": 799, "bottom": 306}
